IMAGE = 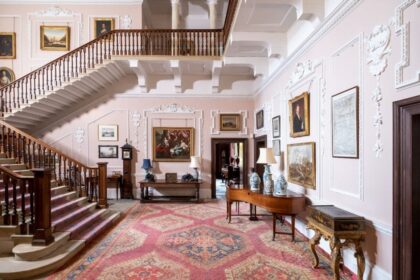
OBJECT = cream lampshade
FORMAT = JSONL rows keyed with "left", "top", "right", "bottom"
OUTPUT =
{"left": 189, "top": 156, "right": 201, "bottom": 180}
{"left": 256, "top": 148, "right": 276, "bottom": 164}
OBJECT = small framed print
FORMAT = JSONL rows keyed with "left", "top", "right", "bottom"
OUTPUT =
{"left": 98, "top": 124, "right": 118, "bottom": 141}
{"left": 273, "top": 139, "right": 281, "bottom": 156}
{"left": 272, "top": 115, "right": 280, "bottom": 138}
{"left": 93, "top": 18, "right": 115, "bottom": 39}
{"left": 220, "top": 114, "right": 241, "bottom": 131}
{"left": 98, "top": 145, "right": 118, "bottom": 158}
{"left": 0, "top": 67, "right": 15, "bottom": 87}
{"left": 40, "top": 26, "right": 70, "bottom": 51}
{"left": 256, "top": 109, "right": 264, "bottom": 130}
{"left": 0, "top": 32, "right": 16, "bottom": 59}
{"left": 165, "top": 173, "right": 177, "bottom": 183}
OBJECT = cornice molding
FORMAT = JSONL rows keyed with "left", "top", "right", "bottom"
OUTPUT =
{"left": 0, "top": 0, "right": 143, "bottom": 4}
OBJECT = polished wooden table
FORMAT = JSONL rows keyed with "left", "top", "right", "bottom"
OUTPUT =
{"left": 307, "top": 205, "right": 366, "bottom": 280}
{"left": 226, "top": 186, "right": 306, "bottom": 241}
{"left": 139, "top": 179, "right": 202, "bottom": 203}
{"left": 107, "top": 174, "right": 122, "bottom": 200}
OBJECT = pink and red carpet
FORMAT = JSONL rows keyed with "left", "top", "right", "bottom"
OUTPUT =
{"left": 48, "top": 200, "right": 354, "bottom": 279}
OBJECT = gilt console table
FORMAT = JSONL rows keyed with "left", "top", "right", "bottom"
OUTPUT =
{"left": 139, "top": 179, "right": 202, "bottom": 203}
{"left": 307, "top": 205, "right": 366, "bottom": 280}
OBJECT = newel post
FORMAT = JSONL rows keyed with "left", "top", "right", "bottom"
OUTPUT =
{"left": 97, "top": 162, "right": 108, "bottom": 209}
{"left": 31, "top": 168, "right": 54, "bottom": 246}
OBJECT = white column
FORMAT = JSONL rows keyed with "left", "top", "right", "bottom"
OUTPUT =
{"left": 171, "top": 0, "right": 180, "bottom": 29}
{"left": 207, "top": 0, "right": 217, "bottom": 29}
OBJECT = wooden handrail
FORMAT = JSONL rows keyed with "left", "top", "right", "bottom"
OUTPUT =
{"left": 0, "top": 165, "right": 33, "bottom": 180}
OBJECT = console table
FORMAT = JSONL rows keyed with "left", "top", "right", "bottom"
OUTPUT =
{"left": 307, "top": 205, "right": 366, "bottom": 280}
{"left": 139, "top": 179, "right": 201, "bottom": 203}
{"left": 226, "top": 187, "right": 305, "bottom": 241}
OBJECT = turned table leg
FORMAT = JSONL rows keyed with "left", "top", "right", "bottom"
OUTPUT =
{"left": 272, "top": 213, "right": 276, "bottom": 241}
{"left": 309, "top": 229, "right": 321, "bottom": 268}
{"left": 354, "top": 239, "right": 365, "bottom": 280}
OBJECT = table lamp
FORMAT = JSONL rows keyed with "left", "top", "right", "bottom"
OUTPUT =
{"left": 141, "top": 158, "right": 154, "bottom": 182}
{"left": 256, "top": 148, "right": 276, "bottom": 195}
{"left": 189, "top": 156, "right": 201, "bottom": 181}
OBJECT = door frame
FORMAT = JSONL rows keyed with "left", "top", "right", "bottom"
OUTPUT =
{"left": 211, "top": 138, "right": 248, "bottom": 199}
{"left": 393, "top": 95, "right": 420, "bottom": 280}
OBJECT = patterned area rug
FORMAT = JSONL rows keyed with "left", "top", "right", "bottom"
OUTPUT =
{"left": 48, "top": 200, "right": 354, "bottom": 280}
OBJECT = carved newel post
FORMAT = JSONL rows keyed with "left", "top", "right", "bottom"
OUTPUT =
{"left": 97, "top": 162, "right": 108, "bottom": 208}
{"left": 121, "top": 140, "right": 134, "bottom": 199}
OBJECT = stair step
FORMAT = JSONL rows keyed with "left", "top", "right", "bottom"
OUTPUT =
{"left": 51, "top": 197, "right": 87, "bottom": 218}
{"left": 13, "top": 232, "right": 70, "bottom": 261}
{"left": 0, "top": 158, "right": 16, "bottom": 164}
{"left": 0, "top": 239, "right": 84, "bottom": 280}
{"left": 51, "top": 191, "right": 77, "bottom": 207}
{"left": 51, "top": 185, "right": 68, "bottom": 196}
{"left": 2, "top": 164, "right": 27, "bottom": 171}
{"left": 76, "top": 212, "right": 120, "bottom": 243}
{"left": 64, "top": 208, "right": 107, "bottom": 236}
{"left": 0, "top": 153, "right": 7, "bottom": 159}
{"left": 52, "top": 202, "right": 97, "bottom": 231}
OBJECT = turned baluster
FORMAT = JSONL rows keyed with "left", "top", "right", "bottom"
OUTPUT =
{"left": 19, "top": 179, "right": 27, "bottom": 234}
{"left": 28, "top": 179, "right": 34, "bottom": 233}
{"left": 11, "top": 178, "right": 18, "bottom": 225}
{"left": 58, "top": 154, "right": 62, "bottom": 185}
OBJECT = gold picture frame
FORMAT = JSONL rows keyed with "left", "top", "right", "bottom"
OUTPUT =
{"left": 153, "top": 127, "right": 194, "bottom": 162}
{"left": 0, "top": 67, "right": 15, "bottom": 88}
{"left": 220, "top": 114, "right": 241, "bottom": 131}
{"left": 287, "top": 142, "right": 316, "bottom": 189}
{"left": 0, "top": 32, "right": 16, "bottom": 59}
{"left": 289, "top": 92, "right": 310, "bottom": 137}
{"left": 93, "top": 18, "right": 115, "bottom": 39}
{"left": 40, "top": 26, "right": 70, "bottom": 51}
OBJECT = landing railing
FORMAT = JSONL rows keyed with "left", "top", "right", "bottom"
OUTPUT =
{"left": 0, "top": 120, "right": 106, "bottom": 207}
{"left": 0, "top": 0, "right": 239, "bottom": 117}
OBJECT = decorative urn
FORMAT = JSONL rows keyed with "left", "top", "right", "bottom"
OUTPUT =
{"left": 249, "top": 168, "right": 261, "bottom": 192}
{"left": 263, "top": 165, "right": 274, "bottom": 195}
{"left": 274, "top": 173, "right": 288, "bottom": 195}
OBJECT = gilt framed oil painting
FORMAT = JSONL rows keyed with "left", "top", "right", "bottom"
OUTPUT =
{"left": 0, "top": 32, "right": 16, "bottom": 59}
{"left": 220, "top": 114, "right": 241, "bottom": 131}
{"left": 289, "top": 92, "right": 310, "bottom": 137}
{"left": 93, "top": 18, "right": 115, "bottom": 39}
{"left": 287, "top": 142, "right": 316, "bottom": 189}
{"left": 40, "top": 26, "right": 70, "bottom": 51}
{"left": 153, "top": 127, "right": 194, "bottom": 162}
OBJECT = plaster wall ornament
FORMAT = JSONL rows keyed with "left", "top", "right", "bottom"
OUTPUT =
{"left": 74, "top": 127, "right": 85, "bottom": 144}
{"left": 120, "top": 15, "right": 133, "bottom": 29}
{"left": 35, "top": 6, "right": 76, "bottom": 17}
{"left": 131, "top": 111, "right": 141, "bottom": 148}
{"left": 152, "top": 103, "right": 195, "bottom": 113}
{"left": 287, "top": 60, "right": 316, "bottom": 89}
{"left": 320, "top": 77, "right": 327, "bottom": 156}
{"left": 367, "top": 24, "right": 391, "bottom": 158}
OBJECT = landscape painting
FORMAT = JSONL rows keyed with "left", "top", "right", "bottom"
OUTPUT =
{"left": 287, "top": 142, "right": 316, "bottom": 189}
{"left": 220, "top": 114, "right": 241, "bottom": 131}
{"left": 153, "top": 127, "right": 194, "bottom": 162}
{"left": 40, "top": 26, "right": 70, "bottom": 51}
{"left": 332, "top": 86, "right": 359, "bottom": 158}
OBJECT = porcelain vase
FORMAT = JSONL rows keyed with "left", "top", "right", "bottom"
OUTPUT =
{"left": 263, "top": 165, "right": 274, "bottom": 195}
{"left": 274, "top": 173, "right": 288, "bottom": 195}
{"left": 249, "top": 170, "right": 261, "bottom": 192}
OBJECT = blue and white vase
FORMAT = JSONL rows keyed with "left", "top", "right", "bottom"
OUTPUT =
{"left": 249, "top": 169, "right": 261, "bottom": 192}
{"left": 274, "top": 173, "right": 288, "bottom": 195}
{"left": 263, "top": 165, "right": 274, "bottom": 195}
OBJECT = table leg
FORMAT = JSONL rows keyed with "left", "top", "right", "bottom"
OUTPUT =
{"left": 249, "top": 204, "right": 258, "bottom": 221}
{"left": 228, "top": 202, "right": 232, "bottom": 223}
{"left": 291, "top": 215, "right": 295, "bottom": 242}
{"left": 330, "top": 237, "right": 342, "bottom": 280}
{"left": 354, "top": 239, "right": 365, "bottom": 280}
{"left": 272, "top": 213, "right": 276, "bottom": 241}
{"left": 309, "top": 229, "right": 321, "bottom": 268}
{"left": 140, "top": 185, "right": 144, "bottom": 200}
{"left": 196, "top": 183, "right": 200, "bottom": 203}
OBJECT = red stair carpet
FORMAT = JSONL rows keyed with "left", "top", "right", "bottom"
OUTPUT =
{"left": 48, "top": 200, "right": 355, "bottom": 280}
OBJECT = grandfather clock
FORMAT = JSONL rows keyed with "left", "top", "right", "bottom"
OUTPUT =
{"left": 121, "top": 140, "right": 134, "bottom": 199}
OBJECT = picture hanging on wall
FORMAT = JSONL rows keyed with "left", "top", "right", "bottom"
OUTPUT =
{"left": 256, "top": 109, "right": 264, "bottom": 130}
{"left": 287, "top": 142, "right": 316, "bottom": 189}
{"left": 0, "top": 67, "right": 15, "bottom": 87}
{"left": 0, "top": 32, "right": 16, "bottom": 59}
{"left": 153, "top": 127, "right": 194, "bottom": 162}
{"left": 332, "top": 86, "right": 359, "bottom": 158}
{"left": 40, "top": 26, "right": 70, "bottom": 51}
{"left": 289, "top": 92, "right": 310, "bottom": 137}
{"left": 220, "top": 114, "right": 241, "bottom": 131}
{"left": 273, "top": 139, "right": 281, "bottom": 156}
{"left": 272, "top": 115, "right": 280, "bottom": 138}
{"left": 98, "top": 145, "right": 118, "bottom": 158}
{"left": 98, "top": 124, "right": 118, "bottom": 141}
{"left": 93, "top": 18, "right": 115, "bottom": 39}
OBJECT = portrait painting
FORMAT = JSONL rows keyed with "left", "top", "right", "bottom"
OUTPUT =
{"left": 272, "top": 115, "right": 280, "bottom": 138}
{"left": 332, "top": 86, "right": 359, "bottom": 158}
{"left": 153, "top": 127, "right": 194, "bottom": 162}
{"left": 40, "top": 26, "right": 70, "bottom": 51}
{"left": 287, "top": 142, "right": 316, "bottom": 189}
{"left": 98, "top": 124, "right": 118, "bottom": 141}
{"left": 289, "top": 92, "right": 310, "bottom": 137}
{"left": 94, "top": 18, "right": 115, "bottom": 38}
{"left": 256, "top": 109, "right": 264, "bottom": 130}
{"left": 0, "top": 32, "right": 16, "bottom": 59}
{"left": 220, "top": 114, "right": 241, "bottom": 131}
{"left": 98, "top": 145, "right": 118, "bottom": 158}
{"left": 0, "top": 67, "right": 15, "bottom": 88}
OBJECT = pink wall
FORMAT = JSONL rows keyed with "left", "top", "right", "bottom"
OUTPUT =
{"left": 253, "top": 0, "right": 420, "bottom": 277}
{"left": 0, "top": 4, "right": 142, "bottom": 79}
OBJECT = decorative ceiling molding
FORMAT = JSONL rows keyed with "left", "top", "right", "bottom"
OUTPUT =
{"left": 33, "top": 6, "right": 78, "bottom": 17}
{"left": 0, "top": 0, "right": 143, "bottom": 4}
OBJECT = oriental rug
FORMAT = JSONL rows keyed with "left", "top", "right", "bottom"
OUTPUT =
{"left": 48, "top": 200, "right": 354, "bottom": 280}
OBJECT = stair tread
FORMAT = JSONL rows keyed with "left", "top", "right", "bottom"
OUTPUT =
{"left": 64, "top": 209, "right": 107, "bottom": 233}
{"left": 52, "top": 202, "right": 97, "bottom": 227}
{"left": 51, "top": 197, "right": 87, "bottom": 214}
{"left": 72, "top": 212, "right": 120, "bottom": 242}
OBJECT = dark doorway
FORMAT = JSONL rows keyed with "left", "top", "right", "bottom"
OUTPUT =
{"left": 254, "top": 135, "right": 267, "bottom": 178}
{"left": 211, "top": 138, "right": 248, "bottom": 199}
{"left": 393, "top": 95, "right": 420, "bottom": 280}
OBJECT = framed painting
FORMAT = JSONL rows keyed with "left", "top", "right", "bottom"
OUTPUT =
{"left": 220, "top": 114, "right": 241, "bottom": 131}
{"left": 153, "top": 127, "right": 194, "bottom": 162}
{"left": 256, "top": 109, "right": 264, "bottom": 130}
{"left": 273, "top": 139, "right": 281, "bottom": 156}
{"left": 0, "top": 32, "right": 16, "bottom": 59}
{"left": 287, "top": 142, "right": 316, "bottom": 189}
{"left": 0, "top": 67, "right": 15, "bottom": 87}
{"left": 98, "top": 124, "right": 118, "bottom": 141}
{"left": 40, "top": 26, "right": 70, "bottom": 51}
{"left": 93, "top": 18, "right": 115, "bottom": 39}
{"left": 289, "top": 92, "right": 310, "bottom": 137}
{"left": 332, "top": 86, "right": 359, "bottom": 158}
{"left": 272, "top": 115, "right": 280, "bottom": 138}
{"left": 98, "top": 145, "right": 118, "bottom": 158}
